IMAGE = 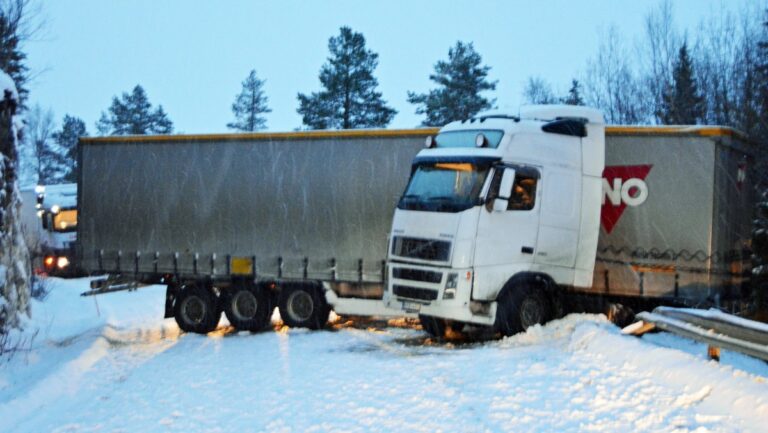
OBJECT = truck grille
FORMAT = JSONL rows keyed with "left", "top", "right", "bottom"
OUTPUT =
{"left": 392, "top": 268, "right": 442, "bottom": 284}
{"left": 391, "top": 236, "right": 451, "bottom": 262}
{"left": 393, "top": 285, "right": 438, "bottom": 301}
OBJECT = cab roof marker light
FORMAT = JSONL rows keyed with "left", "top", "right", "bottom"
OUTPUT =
{"left": 475, "top": 133, "right": 487, "bottom": 148}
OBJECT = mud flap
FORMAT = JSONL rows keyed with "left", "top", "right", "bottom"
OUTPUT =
{"left": 164, "top": 285, "right": 177, "bottom": 318}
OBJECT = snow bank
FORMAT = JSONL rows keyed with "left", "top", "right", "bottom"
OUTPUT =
{"left": 1, "top": 279, "right": 767, "bottom": 432}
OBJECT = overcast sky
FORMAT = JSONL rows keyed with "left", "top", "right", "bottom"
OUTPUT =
{"left": 25, "top": 0, "right": 754, "bottom": 134}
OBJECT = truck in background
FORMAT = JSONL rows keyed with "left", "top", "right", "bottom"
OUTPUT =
{"left": 19, "top": 183, "right": 79, "bottom": 276}
{"left": 386, "top": 105, "right": 753, "bottom": 337}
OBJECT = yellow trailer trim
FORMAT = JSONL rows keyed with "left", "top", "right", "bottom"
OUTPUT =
{"left": 80, "top": 125, "right": 748, "bottom": 144}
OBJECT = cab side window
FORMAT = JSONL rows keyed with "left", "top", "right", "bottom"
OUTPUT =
{"left": 508, "top": 175, "right": 537, "bottom": 210}
{"left": 487, "top": 167, "right": 538, "bottom": 211}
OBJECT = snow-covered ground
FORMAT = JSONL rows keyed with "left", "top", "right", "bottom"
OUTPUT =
{"left": 1, "top": 278, "right": 767, "bottom": 433}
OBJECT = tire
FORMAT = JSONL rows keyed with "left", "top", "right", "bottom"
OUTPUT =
{"left": 223, "top": 283, "right": 273, "bottom": 332}
{"left": 605, "top": 303, "right": 635, "bottom": 328}
{"left": 495, "top": 283, "right": 550, "bottom": 337}
{"left": 419, "top": 314, "right": 446, "bottom": 338}
{"left": 278, "top": 284, "right": 330, "bottom": 330}
{"left": 174, "top": 283, "right": 221, "bottom": 334}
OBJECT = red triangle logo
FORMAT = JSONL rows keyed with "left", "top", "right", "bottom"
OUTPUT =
{"left": 601, "top": 165, "right": 652, "bottom": 234}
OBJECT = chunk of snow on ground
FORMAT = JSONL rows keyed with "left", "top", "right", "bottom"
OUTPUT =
{"left": 673, "top": 386, "right": 712, "bottom": 407}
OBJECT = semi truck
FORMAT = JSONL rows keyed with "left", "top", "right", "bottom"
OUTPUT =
{"left": 79, "top": 106, "right": 754, "bottom": 336}
{"left": 387, "top": 105, "right": 753, "bottom": 336}
{"left": 20, "top": 183, "right": 79, "bottom": 276}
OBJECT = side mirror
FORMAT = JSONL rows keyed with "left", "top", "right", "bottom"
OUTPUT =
{"left": 487, "top": 168, "right": 516, "bottom": 212}
{"left": 498, "top": 169, "right": 515, "bottom": 200}
{"left": 493, "top": 198, "right": 509, "bottom": 212}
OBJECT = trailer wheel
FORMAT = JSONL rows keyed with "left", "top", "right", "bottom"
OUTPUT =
{"left": 174, "top": 284, "right": 221, "bottom": 334}
{"left": 495, "top": 283, "right": 550, "bottom": 337}
{"left": 419, "top": 314, "right": 446, "bottom": 338}
{"left": 224, "top": 283, "right": 273, "bottom": 332}
{"left": 278, "top": 284, "right": 330, "bottom": 330}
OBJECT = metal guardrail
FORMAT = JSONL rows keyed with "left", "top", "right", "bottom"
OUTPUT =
{"left": 625, "top": 307, "right": 768, "bottom": 362}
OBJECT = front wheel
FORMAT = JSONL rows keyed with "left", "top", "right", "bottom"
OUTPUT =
{"left": 418, "top": 314, "right": 446, "bottom": 338}
{"left": 223, "top": 283, "right": 273, "bottom": 332}
{"left": 174, "top": 283, "right": 221, "bottom": 334}
{"left": 495, "top": 284, "right": 550, "bottom": 337}
{"left": 278, "top": 284, "right": 330, "bottom": 330}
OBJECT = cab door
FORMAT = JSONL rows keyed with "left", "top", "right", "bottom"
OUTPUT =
{"left": 472, "top": 165, "right": 541, "bottom": 300}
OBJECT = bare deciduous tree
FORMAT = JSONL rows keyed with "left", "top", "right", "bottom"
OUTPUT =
{"left": 584, "top": 26, "right": 650, "bottom": 124}
{"left": 522, "top": 76, "right": 557, "bottom": 105}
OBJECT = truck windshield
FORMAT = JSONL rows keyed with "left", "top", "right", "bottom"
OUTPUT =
{"left": 436, "top": 130, "right": 504, "bottom": 148}
{"left": 53, "top": 209, "right": 77, "bottom": 232}
{"left": 398, "top": 162, "right": 490, "bottom": 213}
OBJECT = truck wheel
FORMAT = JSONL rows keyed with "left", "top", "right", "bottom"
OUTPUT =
{"left": 419, "top": 314, "right": 446, "bottom": 338}
{"left": 495, "top": 284, "right": 550, "bottom": 337}
{"left": 174, "top": 284, "right": 221, "bottom": 334}
{"left": 278, "top": 284, "right": 330, "bottom": 330}
{"left": 223, "top": 283, "right": 273, "bottom": 332}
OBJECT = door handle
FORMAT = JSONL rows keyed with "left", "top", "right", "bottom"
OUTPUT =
{"left": 521, "top": 246, "right": 534, "bottom": 254}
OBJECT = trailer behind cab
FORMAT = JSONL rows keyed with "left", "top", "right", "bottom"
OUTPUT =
{"left": 78, "top": 130, "right": 429, "bottom": 333}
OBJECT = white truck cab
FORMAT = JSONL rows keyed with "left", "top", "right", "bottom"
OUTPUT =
{"left": 36, "top": 183, "right": 78, "bottom": 275}
{"left": 385, "top": 105, "right": 605, "bottom": 336}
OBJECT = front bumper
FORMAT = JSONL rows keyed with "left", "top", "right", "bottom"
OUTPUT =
{"left": 385, "top": 262, "right": 496, "bottom": 325}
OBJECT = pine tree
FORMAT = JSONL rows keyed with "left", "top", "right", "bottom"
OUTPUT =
{"left": 227, "top": 70, "right": 270, "bottom": 131}
{"left": 658, "top": 43, "right": 704, "bottom": 124}
{"left": 407, "top": 41, "right": 497, "bottom": 126}
{"left": 562, "top": 79, "right": 585, "bottom": 105}
{"left": 96, "top": 85, "right": 173, "bottom": 135}
{"left": 51, "top": 115, "right": 86, "bottom": 182}
{"left": 297, "top": 27, "right": 396, "bottom": 130}
{"left": 25, "top": 104, "right": 66, "bottom": 184}
{"left": 0, "top": 1, "right": 29, "bottom": 107}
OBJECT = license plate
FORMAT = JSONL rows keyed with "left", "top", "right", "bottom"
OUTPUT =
{"left": 402, "top": 301, "right": 421, "bottom": 313}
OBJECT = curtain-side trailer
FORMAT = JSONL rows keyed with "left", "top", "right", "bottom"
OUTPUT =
{"left": 78, "top": 130, "right": 429, "bottom": 333}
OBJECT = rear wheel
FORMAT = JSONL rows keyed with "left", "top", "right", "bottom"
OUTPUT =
{"left": 419, "top": 314, "right": 446, "bottom": 338}
{"left": 278, "top": 284, "right": 330, "bottom": 330}
{"left": 174, "top": 283, "right": 221, "bottom": 334}
{"left": 223, "top": 283, "right": 273, "bottom": 332}
{"left": 495, "top": 283, "right": 550, "bottom": 337}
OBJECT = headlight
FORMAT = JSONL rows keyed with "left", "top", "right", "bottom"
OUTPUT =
{"left": 443, "top": 273, "right": 459, "bottom": 300}
{"left": 57, "top": 256, "right": 70, "bottom": 269}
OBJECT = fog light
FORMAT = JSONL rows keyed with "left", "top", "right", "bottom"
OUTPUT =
{"left": 443, "top": 288, "right": 456, "bottom": 299}
{"left": 57, "top": 256, "right": 70, "bottom": 269}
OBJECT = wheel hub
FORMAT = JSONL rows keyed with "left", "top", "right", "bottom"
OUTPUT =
{"left": 286, "top": 290, "right": 314, "bottom": 322}
{"left": 181, "top": 295, "right": 206, "bottom": 325}
{"left": 520, "top": 297, "right": 542, "bottom": 330}
{"left": 232, "top": 290, "right": 258, "bottom": 320}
